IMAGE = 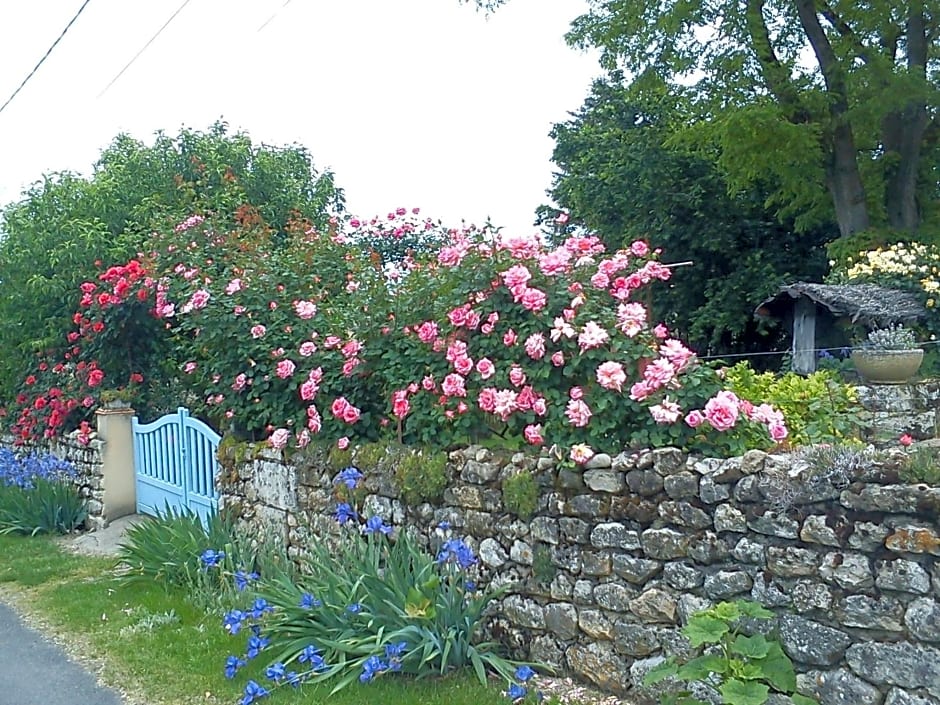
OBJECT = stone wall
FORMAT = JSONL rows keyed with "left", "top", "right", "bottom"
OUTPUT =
{"left": 857, "top": 381, "right": 940, "bottom": 446}
{"left": 0, "top": 431, "right": 107, "bottom": 530}
{"left": 221, "top": 443, "right": 940, "bottom": 704}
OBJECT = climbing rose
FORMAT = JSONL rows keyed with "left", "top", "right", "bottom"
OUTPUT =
{"left": 570, "top": 444, "right": 594, "bottom": 465}
{"left": 523, "top": 424, "right": 544, "bottom": 445}
{"left": 268, "top": 428, "right": 290, "bottom": 449}
{"left": 275, "top": 359, "right": 296, "bottom": 379}
{"left": 650, "top": 397, "right": 681, "bottom": 424}
{"left": 596, "top": 361, "right": 627, "bottom": 392}
{"left": 565, "top": 399, "right": 592, "bottom": 427}
{"left": 704, "top": 391, "right": 740, "bottom": 432}
{"left": 685, "top": 410, "right": 705, "bottom": 428}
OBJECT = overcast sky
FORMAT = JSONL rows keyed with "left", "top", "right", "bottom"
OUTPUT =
{"left": 0, "top": 0, "right": 599, "bottom": 235}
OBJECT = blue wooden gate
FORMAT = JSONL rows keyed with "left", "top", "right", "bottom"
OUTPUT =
{"left": 132, "top": 407, "right": 220, "bottom": 522}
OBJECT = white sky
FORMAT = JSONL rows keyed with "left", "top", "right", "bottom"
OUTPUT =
{"left": 0, "top": 0, "right": 599, "bottom": 235}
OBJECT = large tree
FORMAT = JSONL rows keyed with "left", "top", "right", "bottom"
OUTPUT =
{"left": 543, "top": 76, "right": 833, "bottom": 357}
{"left": 469, "top": 0, "right": 940, "bottom": 239}
{"left": 0, "top": 123, "right": 343, "bottom": 402}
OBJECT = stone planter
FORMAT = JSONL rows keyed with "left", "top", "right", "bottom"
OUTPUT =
{"left": 851, "top": 348, "right": 924, "bottom": 384}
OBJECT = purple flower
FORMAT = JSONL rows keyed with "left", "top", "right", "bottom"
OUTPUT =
{"left": 363, "top": 515, "right": 393, "bottom": 536}
{"left": 240, "top": 680, "right": 269, "bottom": 705}
{"left": 360, "top": 655, "right": 388, "bottom": 683}
{"left": 224, "top": 655, "right": 245, "bottom": 679}
{"left": 223, "top": 610, "right": 246, "bottom": 635}
{"left": 436, "top": 538, "right": 477, "bottom": 569}
{"left": 200, "top": 548, "right": 225, "bottom": 568}
{"left": 334, "top": 466, "right": 363, "bottom": 489}
{"left": 299, "top": 592, "right": 322, "bottom": 609}
{"left": 507, "top": 683, "right": 527, "bottom": 701}
{"left": 334, "top": 502, "right": 358, "bottom": 525}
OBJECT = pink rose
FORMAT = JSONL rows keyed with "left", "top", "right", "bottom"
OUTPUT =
{"left": 630, "top": 240, "right": 650, "bottom": 257}
{"left": 442, "top": 373, "right": 467, "bottom": 398}
{"left": 299, "top": 341, "right": 317, "bottom": 357}
{"left": 650, "top": 397, "right": 681, "bottom": 424}
{"left": 337, "top": 436, "right": 350, "bottom": 450}
{"left": 769, "top": 423, "right": 788, "bottom": 442}
{"left": 653, "top": 323, "right": 669, "bottom": 339}
{"left": 293, "top": 300, "right": 317, "bottom": 319}
{"left": 268, "top": 428, "right": 290, "bottom": 449}
{"left": 232, "top": 373, "right": 247, "bottom": 391}
{"left": 224, "top": 278, "right": 243, "bottom": 295}
{"left": 704, "top": 391, "right": 740, "bottom": 432}
{"left": 454, "top": 356, "right": 474, "bottom": 376}
{"left": 500, "top": 264, "right": 532, "bottom": 289}
{"left": 422, "top": 375, "right": 436, "bottom": 391}
{"left": 570, "top": 444, "right": 594, "bottom": 465}
{"left": 685, "top": 410, "right": 705, "bottom": 428}
{"left": 596, "top": 361, "right": 627, "bottom": 392}
{"left": 569, "top": 386, "right": 584, "bottom": 400}
{"left": 342, "top": 404, "right": 361, "bottom": 424}
{"left": 476, "top": 358, "right": 496, "bottom": 380}
{"left": 306, "top": 405, "right": 322, "bottom": 433}
{"left": 250, "top": 324, "right": 266, "bottom": 339}
{"left": 417, "top": 320, "right": 438, "bottom": 343}
{"left": 503, "top": 329, "right": 517, "bottom": 347}
{"left": 899, "top": 433, "right": 914, "bottom": 447}
{"left": 300, "top": 379, "right": 319, "bottom": 401}
{"left": 509, "top": 366, "right": 527, "bottom": 387}
{"left": 524, "top": 424, "right": 544, "bottom": 445}
{"left": 275, "top": 359, "right": 296, "bottom": 379}
{"left": 551, "top": 351, "right": 565, "bottom": 367}
{"left": 565, "top": 399, "right": 592, "bottom": 427}
{"left": 331, "top": 397, "right": 350, "bottom": 418}
{"left": 520, "top": 287, "right": 547, "bottom": 312}
{"left": 524, "top": 333, "right": 546, "bottom": 360}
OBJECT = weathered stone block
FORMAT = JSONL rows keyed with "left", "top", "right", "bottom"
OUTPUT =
{"left": 780, "top": 614, "right": 851, "bottom": 666}
{"left": 510, "top": 540, "right": 533, "bottom": 566}
{"left": 583, "top": 468, "right": 624, "bottom": 493}
{"left": 659, "top": 501, "right": 711, "bottom": 529}
{"left": 841, "top": 485, "right": 940, "bottom": 514}
{"left": 663, "top": 472, "right": 699, "bottom": 499}
{"left": 591, "top": 522, "right": 641, "bottom": 550}
{"left": 565, "top": 494, "right": 607, "bottom": 518}
{"left": 699, "top": 476, "right": 731, "bottom": 504}
{"left": 652, "top": 448, "right": 687, "bottom": 476}
{"left": 791, "top": 580, "right": 833, "bottom": 612}
{"left": 461, "top": 459, "right": 501, "bottom": 483}
{"left": 848, "top": 521, "right": 891, "bottom": 552}
{"left": 767, "top": 546, "right": 819, "bottom": 577}
{"left": 614, "top": 621, "right": 661, "bottom": 656}
{"left": 578, "top": 609, "right": 614, "bottom": 640}
{"left": 544, "top": 603, "right": 579, "bottom": 640}
{"left": 479, "top": 537, "right": 508, "bottom": 568}
{"left": 641, "top": 528, "right": 690, "bottom": 560}
{"left": 626, "top": 469, "right": 664, "bottom": 497}
{"left": 612, "top": 554, "right": 662, "bottom": 584}
{"left": 819, "top": 552, "right": 874, "bottom": 590}
{"left": 688, "top": 532, "right": 730, "bottom": 565}
{"left": 566, "top": 642, "right": 630, "bottom": 693}
{"left": 883, "top": 687, "right": 940, "bottom": 705}
{"left": 800, "top": 515, "right": 841, "bottom": 547}
{"left": 630, "top": 588, "right": 677, "bottom": 623}
{"left": 905, "top": 598, "right": 940, "bottom": 642}
{"left": 796, "top": 669, "right": 882, "bottom": 705}
{"left": 704, "top": 571, "right": 752, "bottom": 599}
{"left": 583, "top": 453, "right": 612, "bottom": 470}
{"left": 748, "top": 510, "right": 800, "bottom": 539}
{"left": 846, "top": 641, "right": 940, "bottom": 698}
{"left": 663, "top": 561, "right": 704, "bottom": 590}
{"left": 594, "top": 582, "right": 637, "bottom": 612}
{"left": 886, "top": 526, "right": 940, "bottom": 556}
{"left": 530, "top": 516, "right": 559, "bottom": 545}
{"left": 877, "top": 558, "right": 931, "bottom": 594}
{"left": 731, "top": 536, "right": 766, "bottom": 564}
{"left": 837, "top": 595, "right": 905, "bottom": 631}
{"left": 714, "top": 504, "right": 747, "bottom": 533}
{"left": 581, "top": 550, "right": 612, "bottom": 576}
{"left": 559, "top": 517, "right": 590, "bottom": 544}
{"left": 502, "top": 595, "right": 545, "bottom": 629}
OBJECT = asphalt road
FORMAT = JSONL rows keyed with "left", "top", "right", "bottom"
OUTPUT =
{"left": 0, "top": 601, "right": 124, "bottom": 705}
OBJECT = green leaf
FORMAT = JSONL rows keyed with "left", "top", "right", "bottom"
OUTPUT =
{"left": 684, "top": 614, "right": 730, "bottom": 646}
{"left": 737, "top": 601, "right": 775, "bottom": 620}
{"left": 676, "top": 654, "right": 727, "bottom": 681}
{"left": 756, "top": 643, "right": 797, "bottom": 693}
{"left": 642, "top": 659, "right": 679, "bottom": 685}
{"left": 731, "top": 633, "right": 771, "bottom": 659}
{"left": 719, "top": 678, "right": 770, "bottom": 705}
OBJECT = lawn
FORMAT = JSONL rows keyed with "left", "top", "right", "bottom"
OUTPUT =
{"left": 0, "top": 534, "right": 518, "bottom": 705}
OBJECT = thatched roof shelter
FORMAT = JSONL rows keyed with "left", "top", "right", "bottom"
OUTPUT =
{"left": 756, "top": 282, "right": 926, "bottom": 326}
{"left": 755, "top": 282, "right": 926, "bottom": 373}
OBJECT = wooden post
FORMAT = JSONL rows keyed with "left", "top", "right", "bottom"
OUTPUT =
{"left": 792, "top": 296, "right": 817, "bottom": 374}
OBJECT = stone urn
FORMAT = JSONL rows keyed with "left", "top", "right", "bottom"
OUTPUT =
{"left": 851, "top": 348, "right": 924, "bottom": 384}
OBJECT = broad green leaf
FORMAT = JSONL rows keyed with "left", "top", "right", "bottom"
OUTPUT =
{"left": 642, "top": 659, "right": 679, "bottom": 685}
{"left": 737, "top": 601, "right": 775, "bottom": 620}
{"left": 731, "top": 633, "right": 771, "bottom": 659}
{"left": 719, "top": 678, "right": 770, "bottom": 705}
{"left": 792, "top": 694, "right": 818, "bottom": 705}
{"left": 684, "top": 615, "right": 730, "bottom": 646}
{"left": 757, "top": 643, "right": 797, "bottom": 693}
{"left": 676, "top": 654, "right": 727, "bottom": 681}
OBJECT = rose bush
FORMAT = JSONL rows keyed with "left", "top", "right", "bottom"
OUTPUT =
{"left": 4, "top": 205, "right": 787, "bottom": 458}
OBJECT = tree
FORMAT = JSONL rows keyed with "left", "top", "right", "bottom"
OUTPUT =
{"left": 542, "top": 76, "right": 834, "bottom": 357}
{"left": 467, "top": 0, "right": 940, "bottom": 239}
{"left": 0, "top": 123, "right": 344, "bottom": 402}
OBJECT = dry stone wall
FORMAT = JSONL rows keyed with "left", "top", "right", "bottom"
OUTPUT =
{"left": 0, "top": 431, "right": 107, "bottom": 529}
{"left": 218, "top": 443, "right": 940, "bottom": 705}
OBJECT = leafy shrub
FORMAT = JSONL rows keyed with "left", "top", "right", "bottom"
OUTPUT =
{"left": 502, "top": 471, "right": 539, "bottom": 519}
{"left": 0, "top": 449, "right": 86, "bottom": 535}
{"left": 394, "top": 450, "right": 449, "bottom": 505}
{"left": 724, "top": 363, "right": 861, "bottom": 445}
{"left": 900, "top": 446, "right": 940, "bottom": 485}
{"left": 117, "top": 508, "right": 293, "bottom": 609}
{"left": 225, "top": 523, "right": 523, "bottom": 698}
{"left": 7, "top": 208, "right": 788, "bottom": 460}
{"left": 644, "top": 600, "right": 815, "bottom": 705}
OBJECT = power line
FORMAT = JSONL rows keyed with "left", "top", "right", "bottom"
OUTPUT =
{"left": 0, "top": 0, "right": 94, "bottom": 117}
{"left": 97, "top": 0, "right": 193, "bottom": 98}
{"left": 258, "top": 0, "right": 292, "bottom": 32}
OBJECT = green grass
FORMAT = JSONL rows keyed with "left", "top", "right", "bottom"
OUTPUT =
{"left": 0, "top": 535, "right": 518, "bottom": 705}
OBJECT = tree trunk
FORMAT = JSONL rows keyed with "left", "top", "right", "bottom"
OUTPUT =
{"left": 828, "top": 122, "right": 871, "bottom": 237}
{"left": 881, "top": 3, "right": 928, "bottom": 232}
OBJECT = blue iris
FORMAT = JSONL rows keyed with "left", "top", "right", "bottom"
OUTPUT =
{"left": 224, "top": 655, "right": 245, "bottom": 679}
{"left": 507, "top": 683, "right": 527, "bottom": 701}
{"left": 514, "top": 665, "right": 536, "bottom": 682}
{"left": 200, "top": 548, "right": 225, "bottom": 568}
{"left": 223, "top": 610, "right": 245, "bottom": 635}
{"left": 334, "top": 466, "right": 363, "bottom": 489}
{"left": 299, "top": 592, "right": 322, "bottom": 609}
{"left": 359, "top": 655, "right": 388, "bottom": 683}
{"left": 240, "top": 680, "right": 269, "bottom": 705}
{"left": 364, "top": 515, "right": 393, "bottom": 535}
{"left": 234, "top": 570, "right": 260, "bottom": 592}
{"left": 436, "top": 538, "right": 478, "bottom": 569}
{"left": 334, "top": 502, "right": 358, "bottom": 525}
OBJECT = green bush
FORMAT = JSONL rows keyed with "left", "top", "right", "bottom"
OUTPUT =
{"left": 900, "top": 446, "right": 940, "bottom": 485}
{"left": 0, "top": 479, "right": 87, "bottom": 536}
{"left": 0, "top": 449, "right": 86, "bottom": 536}
{"left": 117, "top": 508, "right": 293, "bottom": 609}
{"left": 502, "top": 471, "right": 539, "bottom": 519}
{"left": 246, "top": 528, "right": 521, "bottom": 693}
{"left": 724, "top": 363, "right": 861, "bottom": 445}
{"left": 644, "top": 600, "right": 815, "bottom": 705}
{"left": 394, "top": 451, "right": 450, "bottom": 505}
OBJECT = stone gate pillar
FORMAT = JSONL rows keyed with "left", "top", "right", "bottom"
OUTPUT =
{"left": 95, "top": 404, "right": 137, "bottom": 523}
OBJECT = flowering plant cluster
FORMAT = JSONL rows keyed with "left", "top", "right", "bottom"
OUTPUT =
{"left": 0, "top": 448, "right": 77, "bottom": 489}
{"left": 0, "top": 448, "right": 86, "bottom": 535}
{"left": 218, "top": 466, "right": 530, "bottom": 703}
{"left": 861, "top": 324, "right": 920, "bottom": 351}
{"left": 5, "top": 205, "right": 787, "bottom": 458}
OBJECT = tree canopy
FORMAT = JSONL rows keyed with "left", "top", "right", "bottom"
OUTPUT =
{"left": 0, "top": 123, "right": 343, "bottom": 402}
{"left": 543, "top": 76, "right": 833, "bottom": 357}
{"left": 470, "top": 0, "right": 940, "bottom": 239}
